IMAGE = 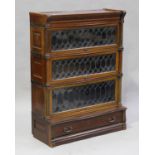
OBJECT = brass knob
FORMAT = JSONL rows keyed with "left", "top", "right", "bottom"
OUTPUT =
{"left": 108, "top": 116, "right": 116, "bottom": 123}
{"left": 63, "top": 126, "right": 73, "bottom": 133}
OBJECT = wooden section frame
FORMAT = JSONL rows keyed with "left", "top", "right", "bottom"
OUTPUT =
{"left": 46, "top": 22, "right": 120, "bottom": 54}
{"left": 46, "top": 49, "right": 119, "bottom": 86}
{"left": 45, "top": 75, "right": 119, "bottom": 123}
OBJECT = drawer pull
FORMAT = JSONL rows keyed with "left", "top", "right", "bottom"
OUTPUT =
{"left": 108, "top": 116, "right": 116, "bottom": 123}
{"left": 63, "top": 126, "right": 73, "bottom": 133}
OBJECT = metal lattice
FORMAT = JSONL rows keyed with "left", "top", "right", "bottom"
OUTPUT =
{"left": 52, "top": 26, "right": 116, "bottom": 51}
{"left": 52, "top": 80, "right": 115, "bottom": 113}
{"left": 52, "top": 53, "right": 116, "bottom": 80}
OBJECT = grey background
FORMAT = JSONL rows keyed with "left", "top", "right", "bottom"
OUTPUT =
{"left": 16, "top": 0, "right": 139, "bottom": 154}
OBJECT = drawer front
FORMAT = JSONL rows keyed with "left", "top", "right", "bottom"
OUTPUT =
{"left": 52, "top": 111, "right": 123, "bottom": 138}
{"left": 51, "top": 26, "right": 117, "bottom": 51}
{"left": 52, "top": 79, "right": 116, "bottom": 113}
{"left": 52, "top": 52, "right": 116, "bottom": 80}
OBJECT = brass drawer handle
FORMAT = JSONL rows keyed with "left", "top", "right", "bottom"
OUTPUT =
{"left": 63, "top": 126, "right": 73, "bottom": 133}
{"left": 108, "top": 116, "right": 116, "bottom": 123}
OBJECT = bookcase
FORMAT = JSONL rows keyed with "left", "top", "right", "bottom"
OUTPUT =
{"left": 30, "top": 9, "right": 126, "bottom": 147}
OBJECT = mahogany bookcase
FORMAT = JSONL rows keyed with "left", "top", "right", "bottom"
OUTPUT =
{"left": 30, "top": 8, "right": 126, "bottom": 147}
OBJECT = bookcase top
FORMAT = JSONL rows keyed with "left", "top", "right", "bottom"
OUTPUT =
{"left": 30, "top": 9, "right": 126, "bottom": 26}
{"left": 39, "top": 9, "right": 122, "bottom": 15}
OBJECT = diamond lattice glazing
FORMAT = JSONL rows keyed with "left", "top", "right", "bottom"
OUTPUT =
{"left": 52, "top": 53, "right": 116, "bottom": 79}
{"left": 52, "top": 80, "right": 115, "bottom": 113}
{"left": 52, "top": 26, "right": 116, "bottom": 51}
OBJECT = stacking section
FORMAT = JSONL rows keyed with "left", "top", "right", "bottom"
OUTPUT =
{"left": 30, "top": 9, "right": 126, "bottom": 147}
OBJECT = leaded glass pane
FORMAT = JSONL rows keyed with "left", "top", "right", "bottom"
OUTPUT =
{"left": 52, "top": 26, "right": 116, "bottom": 51}
{"left": 52, "top": 80, "right": 115, "bottom": 113}
{"left": 52, "top": 53, "right": 116, "bottom": 80}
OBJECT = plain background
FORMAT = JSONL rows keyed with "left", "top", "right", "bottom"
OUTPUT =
{"left": 16, "top": 0, "right": 139, "bottom": 154}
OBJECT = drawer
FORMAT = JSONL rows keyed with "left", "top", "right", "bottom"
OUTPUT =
{"left": 52, "top": 110, "right": 123, "bottom": 138}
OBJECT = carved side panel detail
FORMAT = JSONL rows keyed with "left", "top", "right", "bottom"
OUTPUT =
{"left": 30, "top": 27, "right": 44, "bottom": 54}
{"left": 31, "top": 55, "right": 46, "bottom": 83}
